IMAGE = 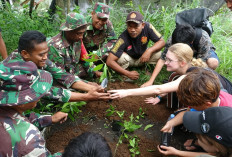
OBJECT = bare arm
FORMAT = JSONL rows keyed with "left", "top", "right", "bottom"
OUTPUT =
{"left": 69, "top": 89, "right": 110, "bottom": 101}
{"left": 141, "top": 58, "right": 165, "bottom": 87}
{"left": 106, "top": 53, "right": 139, "bottom": 80}
{"left": 0, "top": 32, "right": 7, "bottom": 59}
{"left": 161, "top": 110, "right": 187, "bottom": 132}
{"left": 158, "top": 145, "right": 210, "bottom": 157}
{"left": 109, "top": 75, "right": 186, "bottom": 99}
{"left": 71, "top": 80, "right": 101, "bottom": 92}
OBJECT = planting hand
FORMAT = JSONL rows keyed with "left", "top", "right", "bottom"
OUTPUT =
{"left": 161, "top": 121, "right": 173, "bottom": 133}
{"left": 144, "top": 97, "right": 160, "bottom": 105}
{"left": 108, "top": 89, "right": 128, "bottom": 99}
{"left": 126, "top": 71, "right": 139, "bottom": 80}
{"left": 52, "top": 112, "right": 68, "bottom": 124}
{"left": 86, "top": 89, "right": 110, "bottom": 100}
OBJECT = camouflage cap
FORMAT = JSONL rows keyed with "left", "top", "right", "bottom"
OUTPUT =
{"left": 93, "top": 2, "right": 111, "bottom": 19}
{"left": 60, "top": 12, "right": 88, "bottom": 31}
{"left": 0, "top": 61, "right": 53, "bottom": 106}
{"left": 126, "top": 11, "right": 144, "bottom": 24}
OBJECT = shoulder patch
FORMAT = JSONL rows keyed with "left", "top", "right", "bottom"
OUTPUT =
{"left": 149, "top": 24, "right": 161, "bottom": 38}
{"left": 111, "top": 38, "right": 124, "bottom": 53}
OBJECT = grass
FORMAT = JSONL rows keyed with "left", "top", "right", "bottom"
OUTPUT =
{"left": 0, "top": 0, "right": 232, "bottom": 83}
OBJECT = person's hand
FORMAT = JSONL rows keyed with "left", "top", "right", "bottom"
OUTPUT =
{"left": 126, "top": 71, "right": 139, "bottom": 80}
{"left": 95, "top": 71, "right": 102, "bottom": 78}
{"left": 86, "top": 89, "right": 110, "bottom": 100}
{"left": 161, "top": 121, "right": 173, "bottom": 133}
{"left": 87, "top": 81, "right": 100, "bottom": 88}
{"left": 157, "top": 145, "right": 180, "bottom": 156}
{"left": 108, "top": 89, "right": 128, "bottom": 99}
{"left": 140, "top": 49, "right": 152, "bottom": 63}
{"left": 52, "top": 112, "right": 68, "bottom": 124}
{"left": 140, "top": 80, "right": 153, "bottom": 88}
{"left": 144, "top": 97, "right": 160, "bottom": 105}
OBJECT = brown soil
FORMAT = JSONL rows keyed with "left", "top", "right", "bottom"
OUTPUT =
{"left": 46, "top": 81, "right": 195, "bottom": 156}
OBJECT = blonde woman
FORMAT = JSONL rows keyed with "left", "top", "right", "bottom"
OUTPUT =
{"left": 108, "top": 43, "right": 232, "bottom": 101}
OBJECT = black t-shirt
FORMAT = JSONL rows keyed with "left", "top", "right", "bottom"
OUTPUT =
{"left": 110, "top": 22, "right": 162, "bottom": 59}
{"left": 187, "top": 67, "right": 232, "bottom": 94}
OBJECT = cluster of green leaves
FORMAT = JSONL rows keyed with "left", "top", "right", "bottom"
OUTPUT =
{"left": 106, "top": 105, "right": 153, "bottom": 156}
{"left": 25, "top": 101, "right": 86, "bottom": 121}
{"left": 0, "top": 3, "right": 63, "bottom": 60}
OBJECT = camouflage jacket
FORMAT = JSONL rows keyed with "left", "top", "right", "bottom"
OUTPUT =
{"left": 3, "top": 51, "right": 79, "bottom": 102}
{"left": 83, "top": 15, "right": 117, "bottom": 57}
{"left": 161, "top": 30, "right": 216, "bottom": 61}
{"left": 47, "top": 32, "right": 94, "bottom": 78}
{"left": 0, "top": 107, "right": 62, "bottom": 157}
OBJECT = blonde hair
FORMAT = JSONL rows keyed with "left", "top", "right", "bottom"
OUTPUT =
{"left": 168, "top": 43, "right": 208, "bottom": 68}
{"left": 191, "top": 58, "right": 208, "bottom": 68}
{"left": 168, "top": 43, "right": 193, "bottom": 63}
{"left": 196, "top": 134, "right": 232, "bottom": 157}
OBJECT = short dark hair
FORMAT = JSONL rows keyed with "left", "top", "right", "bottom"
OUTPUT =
{"left": 172, "top": 24, "right": 196, "bottom": 45}
{"left": 177, "top": 68, "right": 220, "bottom": 107}
{"left": 18, "top": 30, "right": 46, "bottom": 53}
{"left": 63, "top": 132, "right": 112, "bottom": 157}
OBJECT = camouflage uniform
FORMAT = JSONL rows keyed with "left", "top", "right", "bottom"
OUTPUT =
{"left": 48, "top": 12, "right": 95, "bottom": 79}
{"left": 0, "top": 61, "right": 61, "bottom": 156}
{"left": 3, "top": 51, "right": 79, "bottom": 103}
{"left": 83, "top": 3, "right": 117, "bottom": 60}
{"left": 0, "top": 108, "right": 61, "bottom": 156}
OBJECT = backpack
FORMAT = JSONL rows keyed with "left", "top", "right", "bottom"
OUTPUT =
{"left": 175, "top": 8, "right": 213, "bottom": 51}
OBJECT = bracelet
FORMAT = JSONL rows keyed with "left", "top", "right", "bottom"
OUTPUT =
{"left": 157, "top": 95, "right": 162, "bottom": 100}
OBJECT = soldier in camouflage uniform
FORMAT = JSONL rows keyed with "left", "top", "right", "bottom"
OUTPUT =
{"left": 83, "top": 2, "right": 117, "bottom": 61}
{"left": 47, "top": 12, "right": 101, "bottom": 79}
{"left": 3, "top": 30, "right": 110, "bottom": 103}
{"left": 0, "top": 61, "right": 68, "bottom": 156}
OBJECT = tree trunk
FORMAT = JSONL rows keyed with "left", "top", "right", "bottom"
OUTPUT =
{"left": 29, "top": 0, "right": 34, "bottom": 17}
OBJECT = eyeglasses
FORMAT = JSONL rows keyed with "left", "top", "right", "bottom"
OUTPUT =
{"left": 164, "top": 57, "right": 179, "bottom": 64}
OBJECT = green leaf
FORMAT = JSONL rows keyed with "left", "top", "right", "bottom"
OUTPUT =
{"left": 83, "top": 58, "right": 98, "bottom": 62}
{"left": 144, "top": 124, "right": 154, "bottom": 131}
{"left": 93, "top": 64, "right": 103, "bottom": 71}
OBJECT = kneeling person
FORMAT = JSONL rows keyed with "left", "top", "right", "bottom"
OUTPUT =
{"left": 106, "top": 11, "right": 165, "bottom": 80}
{"left": 0, "top": 61, "right": 67, "bottom": 156}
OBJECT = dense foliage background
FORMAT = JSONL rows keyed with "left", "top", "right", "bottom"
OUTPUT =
{"left": 0, "top": 0, "right": 232, "bottom": 82}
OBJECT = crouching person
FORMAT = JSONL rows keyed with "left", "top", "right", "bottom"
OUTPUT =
{"left": 0, "top": 61, "right": 67, "bottom": 156}
{"left": 158, "top": 107, "right": 232, "bottom": 156}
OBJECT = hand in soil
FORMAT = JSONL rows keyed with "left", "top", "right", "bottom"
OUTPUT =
{"left": 127, "top": 70, "right": 139, "bottom": 80}
{"left": 144, "top": 97, "right": 160, "bottom": 105}
{"left": 157, "top": 145, "right": 180, "bottom": 156}
{"left": 108, "top": 89, "right": 128, "bottom": 99}
{"left": 52, "top": 112, "right": 68, "bottom": 124}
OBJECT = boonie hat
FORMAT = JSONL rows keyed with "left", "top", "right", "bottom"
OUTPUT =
{"left": 60, "top": 12, "right": 88, "bottom": 31}
{"left": 93, "top": 2, "right": 111, "bottom": 19}
{"left": 0, "top": 61, "right": 52, "bottom": 106}
{"left": 183, "top": 107, "right": 232, "bottom": 147}
{"left": 126, "top": 11, "right": 144, "bottom": 24}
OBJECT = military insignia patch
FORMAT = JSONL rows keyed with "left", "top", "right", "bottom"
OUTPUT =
{"left": 111, "top": 38, "right": 124, "bottom": 53}
{"left": 130, "top": 13, "right": 136, "bottom": 19}
{"left": 141, "top": 36, "right": 147, "bottom": 44}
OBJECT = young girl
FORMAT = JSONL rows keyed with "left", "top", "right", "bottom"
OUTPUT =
{"left": 158, "top": 107, "right": 232, "bottom": 157}
{"left": 108, "top": 43, "right": 232, "bottom": 105}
